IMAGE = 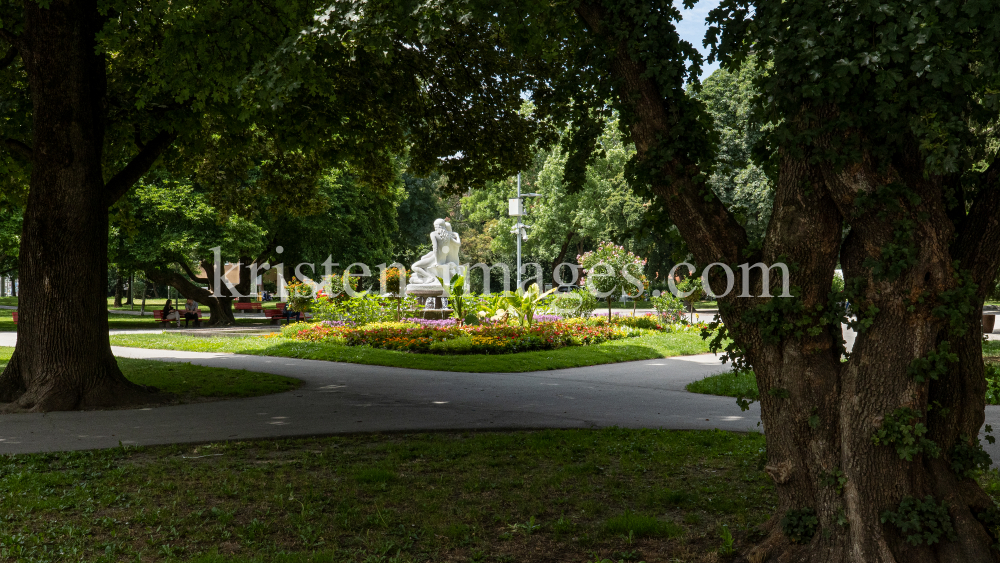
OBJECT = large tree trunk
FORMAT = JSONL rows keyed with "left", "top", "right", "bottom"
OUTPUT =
{"left": 576, "top": 4, "right": 1000, "bottom": 561}
{"left": 0, "top": 0, "right": 159, "bottom": 411}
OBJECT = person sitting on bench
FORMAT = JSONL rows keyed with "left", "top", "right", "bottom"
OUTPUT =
{"left": 162, "top": 300, "right": 181, "bottom": 328}
{"left": 282, "top": 304, "right": 302, "bottom": 323}
{"left": 184, "top": 299, "right": 201, "bottom": 327}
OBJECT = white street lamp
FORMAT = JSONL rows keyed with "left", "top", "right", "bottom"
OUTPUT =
{"left": 508, "top": 172, "right": 544, "bottom": 290}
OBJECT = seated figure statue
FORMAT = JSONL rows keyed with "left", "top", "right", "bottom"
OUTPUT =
{"left": 406, "top": 219, "right": 464, "bottom": 295}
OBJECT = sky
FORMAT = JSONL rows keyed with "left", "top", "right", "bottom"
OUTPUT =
{"left": 676, "top": 0, "right": 723, "bottom": 78}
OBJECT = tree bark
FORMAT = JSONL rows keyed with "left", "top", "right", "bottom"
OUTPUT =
{"left": 113, "top": 268, "right": 123, "bottom": 307}
{"left": 0, "top": 0, "right": 161, "bottom": 411}
{"left": 576, "top": 3, "right": 1000, "bottom": 561}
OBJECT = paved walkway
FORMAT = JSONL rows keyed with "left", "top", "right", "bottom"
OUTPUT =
{"left": 0, "top": 337, "right": 762, "bottom": 454}
{"left": 3, "top": 331, "right": 1000, "bottom": 466}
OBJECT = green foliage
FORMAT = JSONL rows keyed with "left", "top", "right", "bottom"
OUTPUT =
{"left": 696, "top": 55, "right": 775, "bottom": 243}
{"left": 950, "top": 437, "right": 993, "bottom": 480}
{"left": 907, "top": 342, "right": 959, "bottom": 383}
{"left": 284, "top": 281, "right": 314, "bottom": 313}
{"left": 871, "top": 408, "right": 941, "bottom": 461}
{"left": 443, "top": 274, "right": 469, "bottom": 322}
{"left": 429, "top": 336, "right": 475, "bottom": 354}
{"left": 830, "top": 272, "right": 845, "bottom": 294}
{"left": 312, "top": 294, "right": 418, "bottom": 326}
{"left": 718, "top": 524, "right": 736, "bottom": 556}
{"left": 550, "top": 289, "right": 599, "bottom": 318}
{"left": 460, "top": 114, "right": 656, "bottom": 270}
{"left": 780, "top": 508, "right": 818, "bottom": 544}
{"left": 579, "top": 243, "right": 648, "bottom": 317}
{"left": 505, "top": 283, "right": 557, "bottom": 327}
{"left": 932, "top": 268, "right": 980, "bottom": 338}
{"left": 819, "top": 469, "right": 847, "bottom": 495}
{"left": 674, "top": 275, "right": 704, "bottom": 313}
{"left": 986, "top": 364, "right": 1000, "bottom": 405}
{"left": 651, "top": 292, "right": 685, "bottom": 322}
{"left": 881, "top": 496, "right": 958, "bottom": 546}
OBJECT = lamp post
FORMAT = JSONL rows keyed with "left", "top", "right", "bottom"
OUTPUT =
{"left": 508, "top": 172, "right": 543, "bottom": 291}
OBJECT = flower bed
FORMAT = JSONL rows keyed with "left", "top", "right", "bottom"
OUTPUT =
{"left": 282, "top": 314, "right": 680, "bottom": 355}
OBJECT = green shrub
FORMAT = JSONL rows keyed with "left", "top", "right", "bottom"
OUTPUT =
{"left": 986, "top": 363, "right": 1000, "bottom": 405}
{"left": 612, "top": 315, "right": 663, "bottom": 330}
{"left": 429, "top": 336, "right": 475, "bottom": 354}
{"left": 550, "top": 288, "right": 598, "bottom": 318}
{"left": 651, "top": 292, "right": 685, "bottom": 322}
{"left": 312, "top": 293, "right": 419, "bottom": 325}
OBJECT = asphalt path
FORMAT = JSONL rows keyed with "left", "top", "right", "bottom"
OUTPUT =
{"left": 3, "top": 329, "right": 1000, "bottom": 467}
{"left": 0, "top": 344, "right": 760, "bottom": 454}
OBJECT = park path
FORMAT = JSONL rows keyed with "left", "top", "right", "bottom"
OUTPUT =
{"left": 2, "top": 330, "right": 1000, "bottom": 466}
{"left": 0, "top": 331, "right": 760, "bottom": 453}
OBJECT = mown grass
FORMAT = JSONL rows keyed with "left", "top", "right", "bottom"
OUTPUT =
{"left": 686, "top": 371, "right": 759, "bottom": 400}
{"left": 108, "top": 331, "right": 713, "bottom": 373}
{"left": 0, "top": 309, "right": 282, "bottom": 332}
{"left": 688, "top": 340, "right": 1000, "bottom": 401}
{"left": 0, "top": 429, "right": 774, "bottom": 563}
{"left": 0, "top": 347, "right": 300, "bottom": 401}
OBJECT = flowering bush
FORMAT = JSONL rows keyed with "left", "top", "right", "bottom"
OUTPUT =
{"left": 285, "top": 280, "right": 315, "bottom": 313}
{"left": 287, "top": 318, "right": 635, "bottom": 354}
{"left": 578, "top": 242, "right": 648, "bottom": 319}
{"left": 279, "top": 291, "right": 707, "bottom": 355}
{"left": 382, "top": 267, "right": 409, "bottom": 295}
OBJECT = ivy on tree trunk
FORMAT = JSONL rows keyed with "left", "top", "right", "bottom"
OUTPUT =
{"left": 574, "top": 1, "right": 1000, "bottom": 560}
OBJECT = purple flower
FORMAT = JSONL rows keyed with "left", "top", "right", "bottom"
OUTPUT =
{"left": 322, "top": 320, "right": 351, "bottom": 327}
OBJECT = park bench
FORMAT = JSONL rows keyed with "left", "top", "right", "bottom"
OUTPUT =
{"left": 264, "top": 303, "right": 310, "bottom": 324}
{"left": 234, "top": 302, "right": 263, "bottom": 313}
{"left": 153, "top": 309, "right": 202, "bottom": 327}
{"left": 12, "top": 311, "right": 17, "bottom": 324}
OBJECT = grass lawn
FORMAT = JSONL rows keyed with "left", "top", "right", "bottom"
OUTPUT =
{"left": 685, "top": 371, "right": 758, "bottom": 400}
{"left": 0, "top": 347, "right": 300, "bottom": 401}
{"left": 983, "top": 340, "right": 1000, "bottom": 359}
{"left": 109, "top": 331, "right": 714, "bottom": 373}
{"left": 0, "top": 428, "right": 774, "bottom": 562}
{"left": 0, "top": 309, "right": 281, "bottom": 332}
{"left": 690, "top": 340, "right": 1000, "bottom": 401}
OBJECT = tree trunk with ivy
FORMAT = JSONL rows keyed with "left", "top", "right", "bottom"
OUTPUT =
{"left": 577, "top": 2, "right": 1000, "bottom": 561}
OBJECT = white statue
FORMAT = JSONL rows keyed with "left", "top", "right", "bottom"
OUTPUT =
{"left": 406, "top": 219, "right": 464, "bottom": 295}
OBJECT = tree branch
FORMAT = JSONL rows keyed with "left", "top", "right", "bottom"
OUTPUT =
{"left": 574, "top": 3, "right": 748, "bottom": 265}
{"left": 104, "top": 131, "right": 177, "bottom": 207}
{"left": 953, "top": 160, "right": 1000, "bottom": 297}
{"left": 0, "top": 45, "right": 17, "bottom": 71}
{"left": 175, "top": 257, "right": 209, "bottom": 285}
{"left": 2, "top": 138, "right": 31, "bottom": 159}
{"left": 144, "top": 265, "right": 215, "bottom": 304}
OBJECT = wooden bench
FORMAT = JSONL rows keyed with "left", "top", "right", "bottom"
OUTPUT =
{"left": 234, "top": 302, "right": 263, "bottom": 313}
{"left": 153, "top": 309, "right": 202, "bottom": 327}
{"left": 12, "top": 311, "right": 17, "bottom": 324}
{"left": 264, "top": 303, "right": 311, "bottom": 324}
